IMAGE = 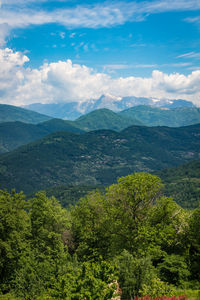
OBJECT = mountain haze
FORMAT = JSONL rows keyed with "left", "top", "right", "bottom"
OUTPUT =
{"left": 23, "top": 95, "right": 195, "bottom": 120}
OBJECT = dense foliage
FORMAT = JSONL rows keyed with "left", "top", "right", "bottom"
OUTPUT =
{"left": 156, "top": 160, "right": 200, "bottom": 209}
{"left": 0, "top": 172, "right": 199, "bottom": 299}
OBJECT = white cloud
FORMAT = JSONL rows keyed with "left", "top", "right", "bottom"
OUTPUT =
{"left": 0, "top": 0, "right": 200, "bottom": 44}
{"left": 177, "top": 52, "right": 200, "bottom": 59}
{"left": 1, "top": 48, "right": 200, "bottom": 107}
{"left": 0, "top": 48, "right": 29, "bottom": 100}
{"left": 59, "top": 32, "right": 65, "bottom": 39}
{"left": 185, "top": 16, "right": 200, "bottom": 24}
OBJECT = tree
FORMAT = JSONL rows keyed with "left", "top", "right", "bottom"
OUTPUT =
{"left": 0, "top": 190, "right": 30, "bottom": 293}
{"left": 49, "top": 257, "right": 118, "bottom": 299}
{"left": 188, "top": 205, "right": 200, "bottom": 282}
{"left": 157, "top": 254, "right": 190, "bottom": 286}
{"left": 71, "top": 173, "right": 163, "bottom": 259}
{"left": 115, "top": 250, "right": 155, "bottom": 299}
{"left": 14, "top": 192, "right": 71, "bottom": 299}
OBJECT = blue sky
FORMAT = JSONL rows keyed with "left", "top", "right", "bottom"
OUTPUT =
{"left": 0, "top": 0, "right": 200, "bottom": 106}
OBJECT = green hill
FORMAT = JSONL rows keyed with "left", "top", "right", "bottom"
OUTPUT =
{"left": 47, "top": 160, "right": 200, "bottom": 209}
{"left": 0, "top": 104, "right": 52, "bottom": 124}
{"left": 119, "top": 106, "right": 200, "bottom": 127}
{"left": 0, "top": 124, "right": 199, "bottom": 194}
{"left": 0, "top": 119, "right": 84, "bottom": 153}
{"left": 0, "top": 121, "right": 48, "bottom": 153}
{"left": 156, "top": 160, "right": 200, "bottom": 209}
{"left": 73, "top": 108, "right": 143, "bottom": 131}
{"left": 37, "top": 118, "right": 84, "bottom": 134}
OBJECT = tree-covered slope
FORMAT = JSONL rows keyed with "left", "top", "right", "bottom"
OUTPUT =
{"left": 46, "top": 184, "right": 105, "bottom": 208}
{"left": 45, "top": 160, "right": 200, "bottom": 209}
{"left": 0, "top": 119, "right": 84, "bottom": 153}
{"left": 156, "top": 160, "right": 200, "bottom": 209}
{"left": 0, "top": 121, "right": 48, "bottom": 153}
{"left": 73, "top": 108, "right": 143, "bottom": 131}
{"left": 119, "top": 106, "right": 200, "bottom": 127}
{"left": 0, "top": 124, "right": 199, "bottom": 194}
{"left": 37, "top": 118, "right": 84, "bottom": 134}
{"left": 0, "top": 104, "right": 52, "bottom": 124}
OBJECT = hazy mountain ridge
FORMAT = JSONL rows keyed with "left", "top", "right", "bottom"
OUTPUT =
{"left": 1, "top": 104, "right": 200, "bottom": 154}
{"left": 0, "top": 121, "right": 49, "bottom": 154}
{"left": 0, "top": 104, "right": 52, "bottom": 124}
{"left": 74, "top": 108, "right": 143, "bottom": 131}
{"left": 119, "top": 106, "right": 200, "bottom": 127}
{"left": 0, "top": 124, "right": 199, "bottom": 194}
{"left": 0, "top": 119, "right": 85, "bottom": 153}
{"left": 23, "top": 95, "right": 195, "bottom": 120}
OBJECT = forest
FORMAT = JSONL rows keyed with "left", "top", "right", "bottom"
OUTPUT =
{"left": 0, "top": 172, "right": 199, "bottom": 299}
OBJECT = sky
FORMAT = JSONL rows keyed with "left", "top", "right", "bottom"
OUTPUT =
{"left": 0, "top": 0, "right": 200, "bottom": 106}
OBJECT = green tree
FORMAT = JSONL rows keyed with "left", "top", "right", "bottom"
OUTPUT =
{"left": 0, "top": 190, "right": 30, "bottom": 293}
{"left": 148, "top": 197, "right": 189, "bottom": 261}
{"left": 115, "top": 250, "right": 156, "bottom": 299}
{"left": 14, "top": 192, "right": 71, "bottom": 299}
{"left": 188, "top": 205, "right": 200, "bottom": 282}
{"left": 71, "top": 173, "right": 163, "bottom": 259}
{"left": 49, "top": 257, "right": 118, "bottom": 299}
{"left": 157, "top": 254, "right": 190, "bottom": 286}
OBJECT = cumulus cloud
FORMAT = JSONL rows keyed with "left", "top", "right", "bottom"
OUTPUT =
{"left": 0, "top": 48, "right": 200, "bottom": 106}
{"left": 0, "top": 48, "right": 29, "bottom": 99}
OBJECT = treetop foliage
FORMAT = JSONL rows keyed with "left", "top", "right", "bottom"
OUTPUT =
{"left": 0, "top": 172, "right": 199, "bottom": 299}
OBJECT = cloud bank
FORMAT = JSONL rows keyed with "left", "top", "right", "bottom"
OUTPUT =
{"left": 0, "top": 48, "right": 200, "bottom": 107}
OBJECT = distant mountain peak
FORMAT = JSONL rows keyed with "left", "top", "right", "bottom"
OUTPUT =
{"left": 22, "top": 95, "right": 195, "bottom": 120}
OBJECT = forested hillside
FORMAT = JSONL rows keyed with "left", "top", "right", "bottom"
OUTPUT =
{"left": 0, "top": 124, "right": 199, "bottom": 194}
{"left": 0, "top": 119, "right": 84, "bottom": 153}
{"left": 73, "top": 108, "right": 143, "bottom": 131}
{"left": 156, "top": 160, "right": 200, "bottom": 209}
{"left": 0, "top": 104, "right": 52, "bottom": 124}
{"left": 119, "top": 106, "right": 200, "bottom": 127}
{"left": 0, "top": 173, "right": 199, "bottom": 299}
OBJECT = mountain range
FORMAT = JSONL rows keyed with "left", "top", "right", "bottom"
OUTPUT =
{"left": 1, "top": 104, "right": 200, "bottom": 154}
{"left": 0, "top": 123, "right": 199, "bottom": 194}
{"left": 23, "top": 94, "right": 195, "bottom": 120}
